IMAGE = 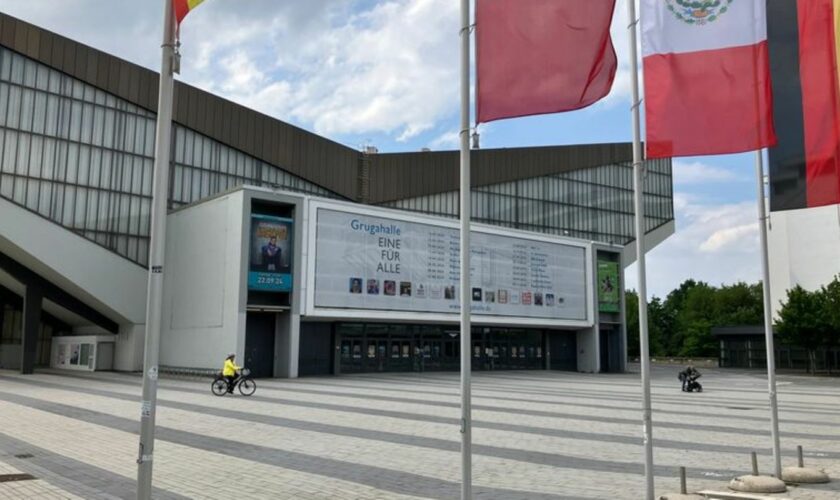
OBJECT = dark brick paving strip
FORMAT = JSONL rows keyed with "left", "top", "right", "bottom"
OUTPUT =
{"left": 364, "top": 372, "right": 840, "bottom": 415}
{"left": 254, "top": 379, "right": 840, "bottom": 427}
{"left": 0, "top": 390, "right": 592, "bottom": 500}
{"left": 14, "top": 373, "right": 840, "bottom": 456}
{"left": 41, "top": 368, "right": 840, "bottom": 418}
{"left": 0, "top": 432, "right": 188, "bottom": 499}
{"left": 0, "top": 380, "right": 765, "bottom": 478}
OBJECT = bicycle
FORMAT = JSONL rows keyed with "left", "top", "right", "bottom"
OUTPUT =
{"left": 211, "top": 368, "right": 256, "bottom": 396}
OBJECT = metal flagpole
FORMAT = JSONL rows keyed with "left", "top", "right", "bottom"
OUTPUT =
{"left": 625, "top": 1, "right": 655, "bottom": 498}
{"left": 459, "top": 0, "right": 472, "bottom": 497}
{"left": 137, "top": 0, "right": 177, "bottom": 497}
{"left": 754, "top": 149, "right": 782, "bottom": 478}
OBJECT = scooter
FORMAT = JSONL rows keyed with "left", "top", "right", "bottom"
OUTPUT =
{"left": 684, "top": 373, "right": 702, "bottom": 392}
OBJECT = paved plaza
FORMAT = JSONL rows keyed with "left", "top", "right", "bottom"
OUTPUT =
{"left": 0, "top": 365, "right": 837, "bottom": 499}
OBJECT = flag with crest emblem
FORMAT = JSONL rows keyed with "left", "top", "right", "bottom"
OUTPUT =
{"left": 641, "top": 0, "right": 777, "bottom": 158}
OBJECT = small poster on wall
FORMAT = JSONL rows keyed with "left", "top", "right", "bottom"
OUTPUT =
{"left": 597, "top": 259, "right": 620, "bottom": 313}
{"left": 70, "top": 344, "right": 80, "bottom": 365}
{"left": 248, "top": 214, "right": 293, "bottom": 292}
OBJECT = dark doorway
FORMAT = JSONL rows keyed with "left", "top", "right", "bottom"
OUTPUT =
{"left": 599, "top": 326, "right": 621, "bottom": 373}
{"left": 548, "top": 332, "right": 577, "bottom": 371}
{"left": 600, "top": 330, "right": 610, "bottom": 372}
{"left": 299, "top": 322, "right": 333, "bottom": 376}
{"left": 245, "top": 312, "right": 276, "bottom": 378}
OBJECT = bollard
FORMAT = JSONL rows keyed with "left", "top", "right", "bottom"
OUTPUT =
{"left": 781, "top": 444, "right": 830, "bottom": 484}
{"left": 730, "top": 451, "right": 788, "bottom": 493}
{"left": 680, "top": 466, "right": 687, "bottom": 494}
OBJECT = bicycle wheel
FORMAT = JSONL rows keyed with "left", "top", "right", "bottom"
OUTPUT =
{"left": 211, "top": 378, "right": 228, "bottom": 396}
{"left": 238, "top": 377, "right": 256, "bottom": 396}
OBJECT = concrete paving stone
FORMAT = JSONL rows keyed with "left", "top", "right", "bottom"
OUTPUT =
{"left": 0, "top": 365, "right": 838, "bottom": 499}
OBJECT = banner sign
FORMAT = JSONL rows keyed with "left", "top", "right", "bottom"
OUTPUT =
{"left": 248, "top": 214, "right": 293, "bottom": 292}
{"left": 313, "top": 209, "right": 587, "bottom": 320}
{"left": 597, "top": 259, "right": 620, "bottom": 313}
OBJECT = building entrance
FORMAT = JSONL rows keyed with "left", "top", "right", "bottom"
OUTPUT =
{"left": 245, "top": 312, "right": 276, "bottom": 378}
{"left": 334, "top": 323, "right": 550, "bottom": 374}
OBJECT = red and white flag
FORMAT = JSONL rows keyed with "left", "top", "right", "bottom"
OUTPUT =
{"left": 641, "top": 0, "right": 777, "bottom": 158}
{"left": 476, "top": 0, "right": 617, "bottom": 124}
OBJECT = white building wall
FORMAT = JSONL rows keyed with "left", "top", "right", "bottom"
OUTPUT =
{"left": 768, "top": 204, "right": 840, "bottom": 318}
{"left": 576, "top": 328, "right": 598, "bottom": 373}
{"left": 114, "top": 324, "right": 145, "bottom": 371}
{"left": 160, "top": 191, "right": 245, "bottom": 370}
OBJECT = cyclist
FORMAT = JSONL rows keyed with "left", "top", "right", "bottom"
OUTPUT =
{"left": 222, "top": 353, "right": 241, "bottom": 393}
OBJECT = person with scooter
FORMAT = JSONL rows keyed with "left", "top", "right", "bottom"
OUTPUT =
{"left": 678, "top": 365, "right": 702, "bottom": 392}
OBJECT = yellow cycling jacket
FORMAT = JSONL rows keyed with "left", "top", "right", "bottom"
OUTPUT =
{"left": 222, "top": 358, "right": 240, "bottom": 376}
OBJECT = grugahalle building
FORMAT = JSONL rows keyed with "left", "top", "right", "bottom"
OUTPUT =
{"left": 0, "top": 13, "right": 674, "bottom": 377}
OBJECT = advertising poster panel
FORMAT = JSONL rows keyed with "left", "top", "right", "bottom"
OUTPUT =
{"left": 248, "top": 214, "right": 293, "bottom": 292}
{"left": 597, "top": 260, "right": 620, "bottom": 313}
{"left": 314, "top": 208, "right": 587, "bottom": 320}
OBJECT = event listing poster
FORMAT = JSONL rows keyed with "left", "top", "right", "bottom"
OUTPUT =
{"left": 313, "top": 209, "right": 587, "bottom": 320}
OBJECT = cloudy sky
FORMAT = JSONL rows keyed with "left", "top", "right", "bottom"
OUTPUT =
{"left": 0, "top": 0, "right": 765, "bottom": 298}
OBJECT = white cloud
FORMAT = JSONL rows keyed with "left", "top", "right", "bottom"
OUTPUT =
{"left": 0, "top": 1, "right": 160, "bottom": 69}
{"left": 672, "top": 161, "right": 743, "bottom": 185}
{"left": 0, "top": 1, "right": 460, "bottom": 142}
{"left": 178, "top": 0, "right": 460, "bottom": 142}
{"left": 625, "top": 195, "right": 761, "bottom": 298}
{"left": 700, "top": 223, "right": 757, "bottom": 252}
{"left": 430, "top": 131, "right": 460, "bottom": 150}
{"left": 601, "top": 0, "right": 641, "bottom": 107}
{"left": 0, "top": 1, "right": 646, "bottom": 144}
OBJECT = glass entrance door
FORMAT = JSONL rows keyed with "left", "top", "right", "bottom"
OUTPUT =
{"left": 335, "top": 322, "right": 549, "bottom": 374}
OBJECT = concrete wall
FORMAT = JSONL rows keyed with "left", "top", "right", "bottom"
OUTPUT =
{"left": 0, "top": 344, "right": 21, "bottom": 370}
{"left": 0, "top": 197, "right": 147, "bottom": 324}
{"left": 160, "top": 191, "right": 245, "bottom": 370}
{"left": 244, "top": 188, "right": 306, "bottom": 378}
{"left": 114, "top": 324, "right": 145, "bottom": 371}
{"left": 768, "top": 204, "right": 840, "bottom": 318}
{"left": 0, "top": 197, "right": 149, "bottom": 371}
{"left": 576, "top": 327, "right": 598, "bottom": 373}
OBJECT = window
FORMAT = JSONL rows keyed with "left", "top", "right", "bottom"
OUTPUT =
{"left": 382, "top": 160, "right": 673, "bottom": 246}
{"left": 0, "top": 46, "right": 342, "bottom": 267}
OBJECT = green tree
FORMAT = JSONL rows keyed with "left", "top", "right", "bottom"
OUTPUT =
{"left": 675, "top": 282, "right": 718, "bottom": 357}
{"left": 820, "top": 276, "right": 840, "bottom": 373}
{"left": 661, "top": 279, "right": 700, "bottom": 355}
{"left": 647, "top": 297, "right": 668, "bottom": 357}
{"left": 776, "top": 286, "right": 831, "bottom": 374}
{"left": 714, "top": 282, "right": 764, "bottom": 326}
{"left": 625, "top": 291, "right": 666, "bottom": 358}
{"left": 626, "top": 290, "right": 639, "bottom": 358}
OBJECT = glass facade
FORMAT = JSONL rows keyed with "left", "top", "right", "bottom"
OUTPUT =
{"left": 384, "top": 160, "right": 673, "bottom": 246}
{"left": 0, "top": 304, "right": 54, "bottom": 367}
{"left": 0, "top": 42, "right": 672, "bottom": 269}
{"left": 0, "top": 46, "right": 340, "bottom": 267}
{"left": 337, "top": 322, "right": 548, "bottom": 374}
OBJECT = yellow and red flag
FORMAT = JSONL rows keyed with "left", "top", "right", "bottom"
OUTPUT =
{"left": 174, "top": 0, "right": 205, "bottom": 24}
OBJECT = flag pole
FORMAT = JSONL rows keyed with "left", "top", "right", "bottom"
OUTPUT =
{"left": 754, "top": 149, "right": 782, "bottom": 478}
{"left": 459, "top": 0, "right": 472, "bottom": 497}
{"left": 625, "top": 1, "right": 655, "bottom": 498}
{"left": 137, "top": 0, "right": 177, "bottom": 497}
